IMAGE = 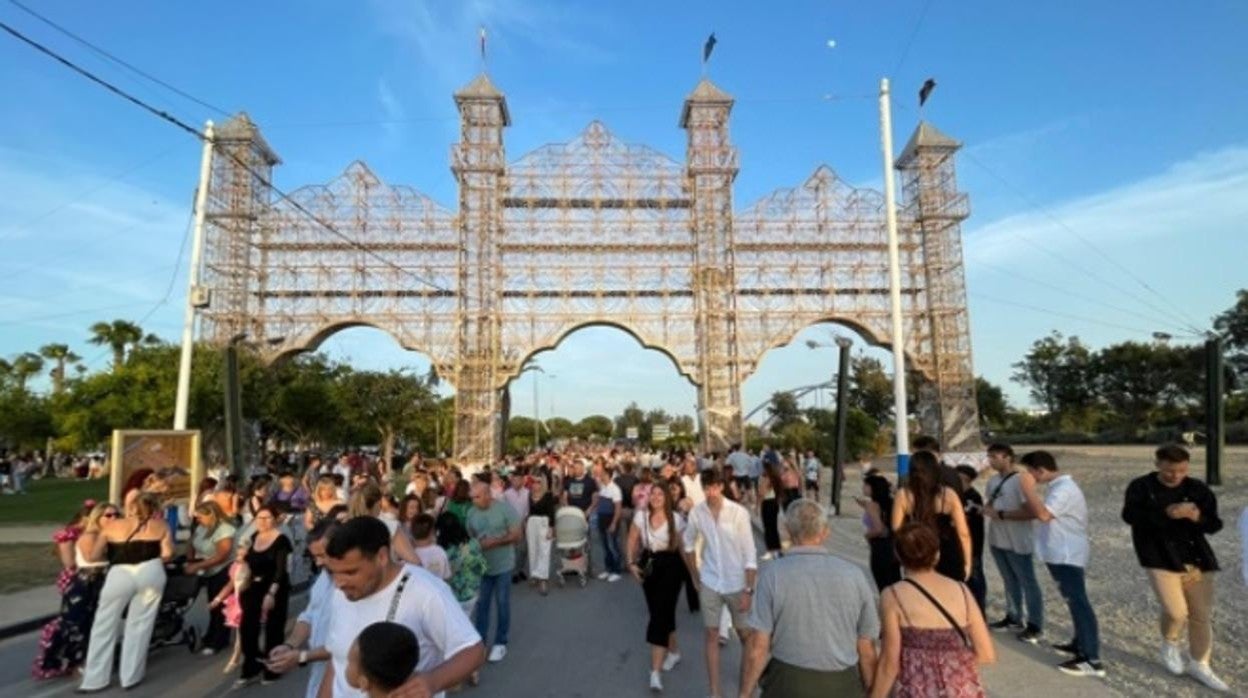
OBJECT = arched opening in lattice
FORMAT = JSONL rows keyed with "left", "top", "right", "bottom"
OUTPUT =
{"left": 504, "top": 323, "right": 698, "bottom": 451}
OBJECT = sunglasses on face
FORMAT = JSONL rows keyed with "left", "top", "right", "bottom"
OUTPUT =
{"left": 102, "top": 512, "right": 119, "bottom": 519}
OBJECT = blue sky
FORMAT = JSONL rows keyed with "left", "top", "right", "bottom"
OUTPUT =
{"left": 1, "top": 0, "right": 1245, "bottom": 425}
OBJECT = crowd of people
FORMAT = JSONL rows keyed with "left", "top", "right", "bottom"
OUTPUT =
{"left": 19, "top": 437, "right": 1243, "bottom": 696}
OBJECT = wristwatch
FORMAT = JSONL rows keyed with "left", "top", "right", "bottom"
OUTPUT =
{"left": 743, "top": 587, "right": 754, "bottom": 595}
{"left": 997, "top": 510, "right": 1005, "bottom": 521}
{"left": 298, "top": 650, "right": 308, "bottom": 667}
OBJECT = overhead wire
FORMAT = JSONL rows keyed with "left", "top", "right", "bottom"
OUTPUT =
{"left": 892, "top": 0, "right": 935, "bottom": 77}
{"left": 960, "top": 150, "right": 1208, "bottom": 336}
{"left": 0, "top": 18, "right": 459, "bottom": 299}
{"left": 7, "top": 0, "right": 231, "bottom": 117}
{"left": 968, "top": 293, "right": 1162, "bottom": 337}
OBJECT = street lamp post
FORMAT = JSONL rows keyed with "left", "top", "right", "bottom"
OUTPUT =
{"left": 807, "top": 336, "right": 853, "bottom": 514}
{"left": 224, "top": 333, "right": 283, "bottom": 479}
{"left": 520, "top": 364, "right": 545, "bottom": 451}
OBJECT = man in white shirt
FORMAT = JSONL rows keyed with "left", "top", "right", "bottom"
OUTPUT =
{"left": 1020, "top": 450, "right": 1104, "bottom": 678}
{"left": 318, "top": 516, "right": 483, "bottom": 698}
{"left": 682, "top": 469, "right": 758, "bottom": 698}
{"left": 680, "top": 456, "right": 705, "bottom": 507}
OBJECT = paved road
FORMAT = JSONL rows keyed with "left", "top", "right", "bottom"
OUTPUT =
{"left": 0, "top": 511, "right": 1122, "bottom": 698}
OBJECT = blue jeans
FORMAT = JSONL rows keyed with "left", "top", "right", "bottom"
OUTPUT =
{"left": 474, "top": 572, "right": 511, "bottom": 646}
{"left": 1046, "top": 564, "right": 1099, "bottom": 661}
{"left": 597, "top": 517, "right": 622, "bottom": 574}
{"left": 989, "top": 546, "right": 1044, "bottom": 630}
{"left": 966, "top": 555, "right": 986, "bottom": 613}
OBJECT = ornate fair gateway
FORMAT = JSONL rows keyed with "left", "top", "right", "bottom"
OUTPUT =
{"left": 197, "top": 74, "right": 979, "bottom": 463}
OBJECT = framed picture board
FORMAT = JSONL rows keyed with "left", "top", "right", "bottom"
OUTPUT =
{"left": 108, "top": 429, "right": 202, "bottom": 507}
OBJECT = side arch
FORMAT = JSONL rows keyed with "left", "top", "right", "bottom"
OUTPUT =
{"left": 263, "top": 321, "right": 453, "bottom": 380}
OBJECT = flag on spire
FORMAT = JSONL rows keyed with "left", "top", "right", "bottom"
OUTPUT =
{"left": 479, "top": 26, "right": 487, "bottom": 61}
{"left": 702, "top": 32, "right": 717, "bottom": 64}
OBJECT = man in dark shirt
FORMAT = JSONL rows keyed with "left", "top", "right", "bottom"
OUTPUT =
{"left": 956, "top": 465, "right": 987, "bottom": 612}
{"left": 1121, "top": 444, "right": 1227, "bottom": 692}
{"left": 561, "top": 459, "right": 598, "bottom": 513}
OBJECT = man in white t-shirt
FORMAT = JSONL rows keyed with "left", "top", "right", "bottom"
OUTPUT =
{"left": 319, "top": 516, "right": 483, "bottom": 698}
{"left": 1020, "top": 450, "right": 1103, "bottom": 679}
{"left": 594, "top": 465, "right": 624, "bottom": 582}
{"left": 680, "top": 456, "right": 705, "bottom": 507}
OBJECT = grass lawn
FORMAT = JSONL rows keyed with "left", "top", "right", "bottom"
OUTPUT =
{"left": 0, "top": 477, "right": 109, "bottom": 525}
{"left": 0, "top": 543, "right": 65, "bottom": 594}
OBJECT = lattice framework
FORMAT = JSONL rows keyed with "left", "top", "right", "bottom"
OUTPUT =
{"left": 199, "top": 75, "right": 980, "bottom": 462}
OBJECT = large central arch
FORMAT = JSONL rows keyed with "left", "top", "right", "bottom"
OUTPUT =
{"left": 197, "top": 74, "right": 980, "bottom": 463}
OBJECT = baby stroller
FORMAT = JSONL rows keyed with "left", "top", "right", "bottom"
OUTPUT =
{"left": 149, "top": 563, "right": 199, "bottom": 651}
{"left": 553, "top": 506, "right": 590, "bottom": 588}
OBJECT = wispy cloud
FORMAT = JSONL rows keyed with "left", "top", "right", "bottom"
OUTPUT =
{"left": 376, "top": 77, "right": 406, "bottom": 146}
{"left": 368, "top": 0, "right": 614, "bottom": 111}
{"left": 964, "top": 144, "right": 1248, "bottom": 266}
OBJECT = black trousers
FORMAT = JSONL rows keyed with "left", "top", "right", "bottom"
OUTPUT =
{"left": 197, "top": 566, "right": 232, "bottom": 651}
{"left": 239, "top": 584, "right": 289, "bottom": 681}
{"left": 642, "top": 552, "right": 684, "bottom": 647}
{"left": 679, "top": 555, "right": 700, "bottom": 612}
{"left": 762, "top": 499, "right": 782, "bottom": 551}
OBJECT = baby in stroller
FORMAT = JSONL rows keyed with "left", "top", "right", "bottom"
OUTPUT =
{"left": 148, "top": 560, "right": 201, "bottom": 652}
{"left": 554, "top": 506, "right": 590, "bottom": 587}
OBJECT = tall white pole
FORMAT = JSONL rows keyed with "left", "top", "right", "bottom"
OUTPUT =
{"left": 173, "top": 122, "right": 215, "bottom": 430}
{"left": 879, "top": 79, "right": 911, "bottom": 470}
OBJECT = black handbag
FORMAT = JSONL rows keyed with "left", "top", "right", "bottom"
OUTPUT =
{"left": 637, "top": 520, "right": 656, "bottom": 578}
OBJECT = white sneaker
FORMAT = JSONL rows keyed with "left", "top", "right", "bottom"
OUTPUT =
{"left": 662, "top": 652, "right": 681, "bottom": 671}
{"left": 649, "top": 670, "right": 663, "bottom": 692}
{"left": 1187, "top": 661, "right": 1229, "bottom": 692}
{"left": 488, "top": 644, "right": 507, "bottom": 663}
{"left": 1159, "top": 641, "right": 1184, "bottom": 675}
{"left": 607, "top": 573, "right": 622, "bottom": 582}
{"left": 597, "top": 571, "right": 610, "bottom": 580}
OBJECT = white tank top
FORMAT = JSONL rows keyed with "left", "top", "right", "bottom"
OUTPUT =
{"left": 76, "top": 538, "right": 107, "bottom": 569}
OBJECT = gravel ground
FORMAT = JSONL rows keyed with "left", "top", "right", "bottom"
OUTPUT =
{"left": 854, "top": 444, "right": 1247, "bottom": 698}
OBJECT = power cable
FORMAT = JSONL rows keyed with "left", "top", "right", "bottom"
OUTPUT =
{"left": 961, "top": 150, "right": 1207, "bottom": 335}
{"left": 969, "top": 292, "right": 1165, "bottom": 337}
{"left": 0, "top": 145, "right": 177, "bottom": 246}
{"left": 0, "top": 19, "right": 458, "bottom": 298}
{"left": 7, "top": 0, "right": 231, "bottom": 117}
{"left": 969, "top": 259, "right": 1200, "bottom": 338}
{"left": 892, "top": 0, "right": 935, "bottom": 77}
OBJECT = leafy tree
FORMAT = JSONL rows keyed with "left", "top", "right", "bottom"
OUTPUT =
{"left": 767, "top": 391, "right": 802, "bottom": 430}
{"left": 40, "top": 344, "right": 81, "bottom": 395}
{"left": 88, "top": 319, "right": 145, "bottom": 372}
{"left": 1011, "top": 332, "right": 1094, "bottom": 428}
{"left": 777, "top": 420, "right": 817, "bottom": 452}
{"left": 1214, "top": 288, "right": 1248, "bottom": 384}
{"left": 545, "top": 417, "right": 576, "bottom": 439}
{"left": 577, "top": 414, "right": 614, "bottom": 441}
{"left": 975, "top": 376, "right": 1009, "bottom": 429}
{"left": 670, "top": 414, "right": 695, "bottom": 436}
{"left": 850, "top": 356, "right": 893, "bottom": 424}
{"left": 335, "top": 370, "right": 434, "bottom": 470}
{"left": 10, "top": 352, "right": 44, "bottom": 392}
{"left": 0, "top": 385, "right": 53, "bottom": 450}
{"left": 614, "top": 402, "right": 645, "bottom": 439}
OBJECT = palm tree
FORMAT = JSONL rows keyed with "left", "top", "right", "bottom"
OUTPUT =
{"left": 40, "top": 343, "right": 81, "bottom": 395}
{"left": 0, "top": 358, "right": 11, "bottom": 389}
{"left": 88, "top": 319, "right": 144, "bottom": 372}
{"left": 11, "top": 352, "right": 45, "bottom": 392}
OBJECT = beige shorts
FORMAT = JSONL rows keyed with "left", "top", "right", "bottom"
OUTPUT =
{"left": 701, "top": 588, "right": 749, "bottom": 631}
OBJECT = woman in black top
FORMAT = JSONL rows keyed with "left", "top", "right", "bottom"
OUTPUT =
{"left": 235, "top": 504, "right": 292, "bottom": 687}
{"left": 891, "top": 451, "right": 972, "bottom": 582}
{"left": 526, "top": 477, "right": 559, "bottom": 594}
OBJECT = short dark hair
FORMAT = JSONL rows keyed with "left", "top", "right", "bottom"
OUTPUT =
{"left": 410, "top": 513, "right": 436, "bottom": 541}
{"left": 699, "top": 468, "right": 723, "bottom": 489}
{"left": 893, "top": 522, "right": 940, "bottom": 570}
{"left": 307, "top": 516, "right": 342, "bottom": 543}
{"left": 435, "top": 511, "right": 469, "bottom": 549}
{"left": 912, "top": 435, "right": 941, "bottom": 453}
{"left": 356, "top": 621, "right": 418, "bottom": 691}
{"left": 325, "top": 516, "right": 391, "bottom": 559}
{"left": 1155, "top": 444, "right": 1190, "bottom": 464}
{"left": 954, "top": 464, "right": 979, "bottom": 481}
{"left": 987, "top": 443, "right": 1015, "bottom": 459}
{"left": 1020, "top": 450, "right": 1058, "bottom": 472}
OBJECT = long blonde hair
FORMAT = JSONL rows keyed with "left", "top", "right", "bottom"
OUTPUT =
{"left": 83, "top": 503, "right": 115, "bottom": 533}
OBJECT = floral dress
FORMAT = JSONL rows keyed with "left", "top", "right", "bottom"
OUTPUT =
{"left": 446, "top": 540, "right": 488, "bottom": 610}
{"left": 33, "top": 527, "right": 106, "bottom": 679}
{"left": 894, "top": 587, "right": 985, "bottom": 698}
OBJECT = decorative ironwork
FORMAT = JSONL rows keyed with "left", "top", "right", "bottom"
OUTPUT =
{"left": 199, "top": 74, "right": 980, "bottom": 463}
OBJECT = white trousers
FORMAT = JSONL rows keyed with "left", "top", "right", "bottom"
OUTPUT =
{"left": 526, "top": 517, "right": 553, "bottom": 581}
{"left": 80, "top": 559, "right": 166, "bottom": 690}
